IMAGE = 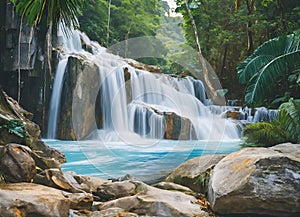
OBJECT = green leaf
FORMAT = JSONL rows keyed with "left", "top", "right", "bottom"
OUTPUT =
{"left": 237, "top": 34, "right": 300, "bottom": 106}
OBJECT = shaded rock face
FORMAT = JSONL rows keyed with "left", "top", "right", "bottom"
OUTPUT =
{"left": 0, "top": 89, "right": 65, "bottom": 182}
{"left": 0, "top": 183, "right": 70, "bottom": 217}
{"left": 0, "top": 2, "right": 52, "bottom": 133}
{"left": 0, "top": 144, "right": 36, "bottom": 183}
{"left": 208, "top": 145, "right": 300, "bottom": 216}
{"left": 57, "top": 56, "right": 100, "bottom": 140}
{"left": 164, "top": 112, "right": 197, "bottom": 140}
{"left": 166, "top": 154, "right": 226, "bottom": 193}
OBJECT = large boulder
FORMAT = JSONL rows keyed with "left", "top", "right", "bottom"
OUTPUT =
{"left": 0, "top": 143, "right": 36, "bottom": 183}
{"left": 164, "top": 112, "right": 197, "bottom": 140}
{"left": 208, "top": 144, "right": 300, "bottom": 216}
{"left": 57, "top": 56, "right": 100, "bottom": 140}
{"left": 97, "top": 181, "right": 208, "bottom": 217}
{"left": 0, "top": 183, "right": 70, "bottom": 217}
{"left": 0, "top": 89, "right": 66, "bottom": 166}
{"left": 166, "top": 154, "right": 226, "bottom": 193}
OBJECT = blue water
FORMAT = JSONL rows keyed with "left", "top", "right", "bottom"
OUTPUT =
{"left": 45, "top": 139, "right": 242, "bottom": 182}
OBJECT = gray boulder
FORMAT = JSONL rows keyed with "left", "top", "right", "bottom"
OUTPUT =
{"left": 208, "top": 145, "right": 300, "bottom": 216}
{"left": 166, "top": 154, "right": 226, "bottom": 193}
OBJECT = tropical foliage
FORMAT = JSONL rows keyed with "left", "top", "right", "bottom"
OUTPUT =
{"left": 242, "top": 99, "right": 300, "bottom": 147}
{"left": 79, "top": 0, "right": 162, "bottom": 47}
{"left": 0, "top": 119, "right": 27, "bottom": 138}
{"left": 237, "top": 34, "right": 300, "bottom": 106}
{"left": 175, "top": 0, "right": 300, "bottom": 99}
{"left": 12, "top": 0, "right": 84, "bottom": 28}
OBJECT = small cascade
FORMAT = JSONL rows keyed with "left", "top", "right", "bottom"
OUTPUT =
{"left": 253, "top": 107, "right": 278, "bottom": 122}
{"left": 47, "top": 26, "right": 88, "bottom": 139}
{"left": 47, "top": 58, "right": 68, "bottom": 139}
{"left": 47, "top": 27, "right": 241, "bottom": 141}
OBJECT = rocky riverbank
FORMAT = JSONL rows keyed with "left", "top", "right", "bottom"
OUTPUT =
{"left": 1, "top": 89, "right": 299, "bottom": 217}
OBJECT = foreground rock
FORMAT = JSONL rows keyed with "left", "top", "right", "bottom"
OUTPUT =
{"left": 166, "top": 154, "right": 226, "bottom": 193}
{"left": 208, "top": 144, "right": 300, "bottom": 216}
{"left": 96, "top": 180, "right": 208, "bottom": 217}
{"left": 0, "top": 89, "right": 65, "bottom": 173}
{"left": 0, "top": 144, "right": 36, "bottom": 183}
{"left": 0, "top": 183, "right": 70, "bottom": 217}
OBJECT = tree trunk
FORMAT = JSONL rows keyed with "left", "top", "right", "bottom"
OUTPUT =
{"left": 245, "top": 0, "right": 254, "bottom": 55}
{"left": 42, "top": 21, "right": 53, "bottom": 131}
{"left": 185, "top": 0, "right": 218, "bottom": 101}
{"left": 221, "top": 44, "right": 228, "bottom": 74}
{"left": 17, "top": 17, "right": 23, "bottom": 103}
{"left": 277, "top": 0, "right": 286, "bottom": 32}
{"left": 107, "top": 0, "right": 112, "bottom": 44}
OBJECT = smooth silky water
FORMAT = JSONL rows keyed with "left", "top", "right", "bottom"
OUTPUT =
{"left": 45, "top": 139, "right": 241, "bottom": 183}
{"left": 46, "top": 25, "right": 243, "bottom": 183}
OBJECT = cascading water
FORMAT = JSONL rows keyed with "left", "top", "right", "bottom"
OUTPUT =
{"left": 47, "top": 58, "right": 68, "bottom": 139}
{"left": 47, "top": 27, "right": 241, "bottom": 141}
{"left": 47, "top": 26, "right": 87, "bottom": 139}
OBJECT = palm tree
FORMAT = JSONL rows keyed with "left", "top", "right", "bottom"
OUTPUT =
{"left": 12, "top": 0, "right": 84, "bottom": 123}
{"left": 237, "top": 34, "right": 300, "bottom": 106}
{"left": 13, "top": 0, "right": 83, "bottom": 29}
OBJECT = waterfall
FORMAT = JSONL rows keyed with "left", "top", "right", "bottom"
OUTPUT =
{"left": 47, "top": 26, "right": 86, "bottom": 139}
{"left": 47, "top": 58, "right": 68, "bottom": 139}
{"left": 47, "top": 27, "right": 241, "bottom": 141}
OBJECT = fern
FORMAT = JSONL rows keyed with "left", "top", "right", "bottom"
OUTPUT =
{"left": 242, "top": 121, "right": 289, "bottom": 147}
{"left": 277, "top": 99, "right": 300, "bottom": 143}
{"left": 242, "top": 99, "right": 300, "bottom": 146}
{"left": 0, "top": 119, "right": 27, "bottom": 138}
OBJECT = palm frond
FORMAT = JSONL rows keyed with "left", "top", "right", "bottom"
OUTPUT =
{"left": 245, "top": 50, "right": 300, "bottom": 105}
{"left": 242, "top": 121, "right": 289, "bottom": 147}
{"left": 277, "top": 99, "right": 300, "bottom": 143}
{"left": 237, "top": 34, "right": 300, "bottom": 106}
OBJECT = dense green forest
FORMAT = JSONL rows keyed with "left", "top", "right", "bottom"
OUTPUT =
{"left": 78, "top": 0, "right": 300, "bottom": 102}
{"left": 12, "top": 0, "right": 300, "bottom": 103}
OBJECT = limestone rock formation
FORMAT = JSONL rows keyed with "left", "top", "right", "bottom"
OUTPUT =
{"left": 57, "top": 56, "right": 100, "bottom": 140}
{"left": 166, "top": 154, "right": 226, "bottom": 193}
{"left": 97, "top": 181, "right": 209, "bottom": 217}
{"left": 0, "top": 183, "right": 70, "bottom": 217}
{"left": 208, "top": 145, "right": 300, "bottom": 216}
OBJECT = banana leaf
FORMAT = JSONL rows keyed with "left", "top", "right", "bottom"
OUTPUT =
{"left": 237, "top": 34, "right": 300, "bottom": 106}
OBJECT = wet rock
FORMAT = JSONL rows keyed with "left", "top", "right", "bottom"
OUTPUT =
{"left": 125, "top": 59, "right": 162, "bottom": 73}
{"left": 0, "top": 143, "right": 36, "bottom": 183}
{"left": 164, "top": 112, "right": 197, "bottom": 140}
{"left": 58, "top": 56, "right": 100, "bottom": 140}
{"left": 0, "top": 183, "right": 70, "bottom": 217}
{"left": 166, "top": 154, "right": 226, "bottom": 193}
{"left": 226, "top": 110, "right": 241, "bottom": 120}
{"left": 208, "top": 146, "right": 300, "bottom": 216}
